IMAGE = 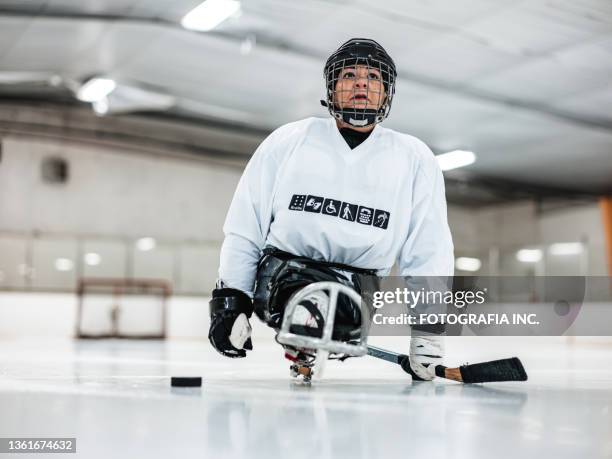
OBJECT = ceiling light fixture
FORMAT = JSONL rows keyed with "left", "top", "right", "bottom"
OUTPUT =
{"left": 516, "top": 249, "right": 542, "bottom": 263}
{"left": 548, "top": 242, "right": 583, "bottom": 256}
{"left": 240, "top": 34, "right": 256, "bottom": 55}
{"left": 181, "top": 0, "right": 241, "bottom": 32}
{"left": 76, "top": 78, "right": 116, "bottom": 103}
{"left": 455, "top": 257, "right": 482, "bottom": 272}
{"left": 436, "top": 150, "right": 476, "bottom": 171}
{"left": 136, "top": 237, "right": 156, "bottom": 252}
{"left": 93, "top": 97, "right": 109, "bottom": 115}
{"left": 55, "top": 258, "right": 74, "bottom": 272}
{"left": 84, "top": 253, "right": 102, "bottom": 266}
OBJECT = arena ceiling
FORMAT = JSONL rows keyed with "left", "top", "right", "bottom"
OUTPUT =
{"left": 0, "top": 0, "right": 611, "bottom": 200}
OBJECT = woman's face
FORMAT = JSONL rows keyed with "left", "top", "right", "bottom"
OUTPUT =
{"left": 333, "top": 65, "right": 386, "bottom": 112}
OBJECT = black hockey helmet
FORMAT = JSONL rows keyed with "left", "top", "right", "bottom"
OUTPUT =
{"left": 321, "top": 38, "right": 397, "bottom": 128}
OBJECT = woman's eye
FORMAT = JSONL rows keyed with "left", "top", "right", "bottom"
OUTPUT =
{"left": 342, "top": 71, "right": 355, "bottom": 79}
{"left": 369, "top": 73, "right": 380, "bottom": 80}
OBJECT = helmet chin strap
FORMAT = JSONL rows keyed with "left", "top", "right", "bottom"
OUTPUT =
{"left": 340, "top": 110, "right": 378, "bottom": 127}
{"left": 321, "top": 100, "right": 383, "bottom": 128}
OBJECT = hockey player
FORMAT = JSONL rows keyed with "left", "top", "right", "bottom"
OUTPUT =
{"left": 208, "top": 38, "right": 454, "bottom": 381}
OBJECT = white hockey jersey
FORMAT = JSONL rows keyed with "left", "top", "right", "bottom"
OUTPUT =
{"left": 219, "top": 117, "right": 454, "bottom": 295}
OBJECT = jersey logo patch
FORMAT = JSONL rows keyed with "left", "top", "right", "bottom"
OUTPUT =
{"left": 289, "top": 194, "right": 389, "bottom": 230}
{"left": 357, "top": 206, "right": 374, "bottom": 225}
{"left": 323, "top": 198, "right": 341, "bottom": 216}
{"left": 289, "top": 194, "right": 306, "bottom": 210}
{"left": 373, "top": 210, "right": 390, "bottom": 229}
{"left": 340, "top": 202, "right": 357, "bottom": 222}
{"left": 304, "top": 195, "right": 324, "bottom": 213}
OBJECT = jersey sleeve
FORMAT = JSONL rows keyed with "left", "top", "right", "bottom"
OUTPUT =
{"left": 218, "top": 132, "right": 281, "bottom": 295}
{"left": 397, "top": 146, "right": 454, "bottom": 277}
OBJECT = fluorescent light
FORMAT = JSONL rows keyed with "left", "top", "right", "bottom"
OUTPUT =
{"left": 455, "top": 257, "right": 482, "bottom": 272}
{"left": 136, "top": 237, "right": 156, "bottom": 252}
{"left": 76, "top": 78, "right": 116, "bottom": 102}
{"left": 84, "top": 252, "right": 101, "bottom": 266}
{"left": 436, "top": 150, "right": 476, "bottom": 171}
{"left": 93, "top": 97, "right": 109, "bottom": 115}
{"left": 516, "top": 249, "right": 542, "bottom": 263}
{"left": 181, "top": 0, "right": 241, "bottom": 32}
{"left": 548, "top": 242, "right": 582, "bottom": 256}
{"left": 240, "top": 35, "right": 255, "bottom": 55}
{"left": 55, "top": 258, "right": 74, "bottom": 272}
{"left": 48, "top": 74, "right": 63, "bottom": 87}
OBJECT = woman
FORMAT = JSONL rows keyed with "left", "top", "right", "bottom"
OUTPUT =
{"left": 208, "top": 38, "right": 454, "bottom": 381}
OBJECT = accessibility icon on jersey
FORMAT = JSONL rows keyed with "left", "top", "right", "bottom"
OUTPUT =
{"left": 340, "top": 203, "right": 358, "bottom": 222}
{"left": 373, "top": 210, "right": 390, "bottom": 229}
{"left": 357, "top": 206, "right": 374, "bottom": 225}
{"left": 289, "top": 194, "right": 307, "bottom": 211}
{"left": 288, "top": 194, "right": 390, "bottom": 230}
{"left": 304, "top": 195, "right": 324, "bottom": 213}
{"left": 322, "top": 198, "right": 341, "bottom": 217}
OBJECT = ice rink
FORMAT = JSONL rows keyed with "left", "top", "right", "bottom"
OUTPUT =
{"left": 1, "top": 331, "right": 611, "bottom": 459}
{"left": 1, "top": 3, "right": 612, "bottom": 457}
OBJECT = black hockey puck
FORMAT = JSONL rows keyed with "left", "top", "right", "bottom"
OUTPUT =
{"left": 171, "top": 376, "right": 202, "bottom": 387}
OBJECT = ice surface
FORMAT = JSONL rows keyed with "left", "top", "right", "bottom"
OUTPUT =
{"left": 0, "top": 332, "right": 611, "bottom": 459}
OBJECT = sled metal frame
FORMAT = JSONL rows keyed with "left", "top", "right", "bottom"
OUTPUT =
{"left": 276, "top": 281, "right": 368, "bottom": 357}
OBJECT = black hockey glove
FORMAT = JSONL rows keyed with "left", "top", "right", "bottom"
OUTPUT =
{"left": 208, "top": 288, "right": 254, "bottom": 358}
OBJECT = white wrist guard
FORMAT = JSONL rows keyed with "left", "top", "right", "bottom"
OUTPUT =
{"left": 229, "top": 313, "right": 252, "bottom": 350}
{"left": 409, "top": 335, "right": 445, "bottom": 381}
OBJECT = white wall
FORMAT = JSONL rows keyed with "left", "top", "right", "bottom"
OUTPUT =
{"left": 538, "top": 204, "right": 607, "bottom": 274}
{"left": 447, "top": 205, "right": 480, "bottom": 252}
{"left": 0, "top": 136, "right": 241, "bottom": 241}
{"left": 475, "top": 202, "right": 540, "bottom": 249}
{"left": 449, "top": 201, "right": 608, "bottom": 275}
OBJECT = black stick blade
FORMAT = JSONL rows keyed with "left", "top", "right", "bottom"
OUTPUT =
{"left": 459, "top": 357, "right": 527, "bottom": 383}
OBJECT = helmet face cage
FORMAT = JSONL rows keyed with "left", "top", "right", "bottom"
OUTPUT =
{"left": 323, "top": 40, "right": 397, "bottom": 128}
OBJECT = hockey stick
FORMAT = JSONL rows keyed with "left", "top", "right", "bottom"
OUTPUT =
{"left": 367, "top": 345, "right": 527, "bottom": 383}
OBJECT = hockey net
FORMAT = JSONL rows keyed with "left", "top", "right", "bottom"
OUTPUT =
{"left": 76, "top": 278, "right": 171, "bottom": 339}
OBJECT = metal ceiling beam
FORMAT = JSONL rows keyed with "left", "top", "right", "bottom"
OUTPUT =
{"left": 0, "top": 100, "right": 264, "bottom": 167}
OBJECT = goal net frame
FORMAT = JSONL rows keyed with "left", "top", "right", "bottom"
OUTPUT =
{"left": 75, "top": 278, "right": 172, "bottom": 339}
